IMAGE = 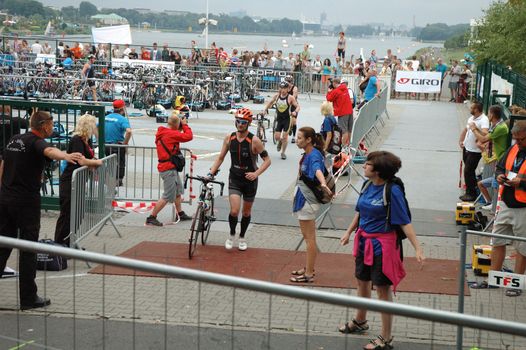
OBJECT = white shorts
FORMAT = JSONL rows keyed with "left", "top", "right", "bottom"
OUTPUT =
{"left": 295, "top": 203, "right": 320, "bottom": 221}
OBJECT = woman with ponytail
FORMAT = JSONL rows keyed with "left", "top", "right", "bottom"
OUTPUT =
{"left": 290, "top": 127, "right": 332, "bottom": 283}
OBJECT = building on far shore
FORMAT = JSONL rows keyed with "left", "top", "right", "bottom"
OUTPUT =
{"left": 91, "top": 13, "right": 128, "bottom": 26}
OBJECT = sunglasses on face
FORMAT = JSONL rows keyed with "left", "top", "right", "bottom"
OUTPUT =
{"left": 235, "top": 119, "right": 249, "bottom": 125}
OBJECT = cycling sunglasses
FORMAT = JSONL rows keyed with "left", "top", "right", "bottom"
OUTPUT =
{"left": 235, "top": 119, "right": 249, "bottom": 125}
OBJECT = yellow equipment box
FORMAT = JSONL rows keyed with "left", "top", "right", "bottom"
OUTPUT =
{"left": 472, "top": 245, "right": 492, "bottom": 276}
{"left": 456, "top": 202, "right": 475, "bottom": 225}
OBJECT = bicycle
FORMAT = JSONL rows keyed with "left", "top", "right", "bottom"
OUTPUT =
{"left": 184, "top": 174, "right": 225, "bottom": 259}
{"left": 254, "top": 113, "right": 270, "bottom": 143}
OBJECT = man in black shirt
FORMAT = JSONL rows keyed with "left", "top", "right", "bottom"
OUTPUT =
{"left": 0, "top": 105, "right": 28, "bottom": 161}
{"left": 0, "top": 111, "right": 84, "bottom": 310}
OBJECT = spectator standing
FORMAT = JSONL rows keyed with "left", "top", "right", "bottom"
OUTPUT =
{"left": 55, "top": 114, "right": 102, "bottom": 246}
{"left": 336, "top": 32, "right": 346, "bottom": 63}
{"left": 434, "top": 58, "right": 448, "bottom": 101}
{"left": 150, "top": 42, "right": 162, "bottom": 61}
{"left": 357, "top": 70, "right": 381, "bottom": 109}
{"left": 319, "top": 101, "right": 338, "bottom": 153}
{"left": 326, "top": 77, "right": 354, "bottom": 147}
{"left": 338, "top": 151, "right": 424, "bottom": 349}
{"left": 471, "top": 121, "right": 526, "bottom": 297}
{"left": 472, "top": 105, "right": 509, "bottom": 208}
{"left": 105, "top": 100, "right": 132, "bottom": 186}
{"left": 0, "top": 111, "right": 84, "bottom": 310}
{"left": 459, "top": 102, "right": 489, "bottom": 201}
{"left": 449, "top": 60, "right": 462, "bottom": 102}
{"left": 161, "top": 44, "right": 170, "bottom": 61}
{"left": 122, "top": 44, "right": 131, "bottom": 59}
{"left": 321, "top": 58, "right": 333, "bottom": 93}
{"left": 311, "top": 55, "right": 322, "bottom": 94}
{"left": 42, "top": 42, "right": 52, "bottom": 55}
{"left": 146, "top": 112, "right": 193, "bottom": 226}
{"left": 290, "top": 127, "right": 332, "bottom": 283}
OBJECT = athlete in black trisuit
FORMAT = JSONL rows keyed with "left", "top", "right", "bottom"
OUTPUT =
{"left": 264, "top": 81, "right": 300, "bottom": 160}
{"left": 285, "top": 75, "right": 300, "bottom": 143}
{"left": 209, "top": 108, "right": 271, "bottom": 251}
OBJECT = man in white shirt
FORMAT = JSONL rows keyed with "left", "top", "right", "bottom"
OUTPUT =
{"left": 31, "top": 40, "right": 43, "bottom": 55}
{"left": 311, "top": 55, "right": 322, "bottom": 93}
{"left": 122, "top": 44, "right": 132, "bottom": 59}
{"left": 42, "top": 42, "right": 52, "bottom": 55}
{"left": 449, "top": 60, "right": 462, "bottom": 102}
{"left": 458, "top": 101, "right": 489, "bottom": 201}
{"left": 284, "top": 52, "right": 295, "bottom": 71}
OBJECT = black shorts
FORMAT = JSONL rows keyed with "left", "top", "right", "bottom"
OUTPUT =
{"left": 87, "top": 79, "right": 95, "bottom": 88}
{"left": 337, "top": 49, "right": 345, "bottom": 59}
{"left": 229, "top": 174, "right": 258, "bottom": 202}
{"left": 355, "top": 254, "right": 392, "bottom": 286}
{"left": 275, "top": 117, "right": 291, "bottom": 133}
{"left": 313, "top": 73, "right": 321, "bottom": 81}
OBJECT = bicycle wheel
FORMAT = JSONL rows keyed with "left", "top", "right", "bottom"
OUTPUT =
{"left": 201, "top": 197, "right": 214, "bottom": 245}
{"left": 272, "top": 117, "right": 278, "bottom": 144}
{"left": 188, "top": 203, "right": 204, "bottom": 259}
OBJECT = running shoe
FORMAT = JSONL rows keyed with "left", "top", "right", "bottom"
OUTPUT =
{"left": 178, "top": 211, "right": 192, "bottom": 221}
{"left": 281, "top": 153, "right": 287, "bottom": 160}
{"left": 291, "top": 137, "right": 296, "bottom": 143}
{"left": 238, "top": 239, "right": 248, "bottom": 251}
{"left": 225, "top": 237, "right": 234, "bottom": 250}
{"left": 146, "top": 215, "right": 163, "bottom": 227}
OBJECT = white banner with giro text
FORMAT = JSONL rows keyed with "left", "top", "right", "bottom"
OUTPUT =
{"left": 395, "top": 71, "right": 442, "bottom": 93}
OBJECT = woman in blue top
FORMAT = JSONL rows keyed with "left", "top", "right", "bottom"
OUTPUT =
{"left": 338, "top": 151, "right": 425, "bottom": 350}
{"left": 321, "top": 58, "right": 333, "bottom": 93}
{"left": 290, "top": 127, "right": 332, "bottom": 283}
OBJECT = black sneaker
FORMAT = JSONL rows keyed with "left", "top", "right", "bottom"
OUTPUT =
{"left": 178, "top": 211, "right": 192, "bottom": 221}
{"left": 459, "top": 194, "right": 476, "bottom": 202}
{"left": 21, "top": 295, "right": 51, "bottom": 310}
{"left": 146, "top": 215, "right": 163, "bottom": 226}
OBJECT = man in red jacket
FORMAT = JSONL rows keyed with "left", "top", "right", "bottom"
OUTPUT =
{"left": 326, "top": 77, "right": 354, "bottom": 147}
{"left": 146, "top": 112, "right": 194, "bottom": 226}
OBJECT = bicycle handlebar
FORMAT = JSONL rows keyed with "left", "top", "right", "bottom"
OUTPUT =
{"left": 185, "top": 174, "right": 225, "bottom": 196}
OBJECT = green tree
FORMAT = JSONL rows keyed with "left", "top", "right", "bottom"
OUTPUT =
{"left": 471, "top": 1, "right": 526, "bottom": 73}
{"left": 61, "top": 6, "right": 79, "bottom": 21}
{"left": 79, "top": 1, "right": 98, "bottom": 20}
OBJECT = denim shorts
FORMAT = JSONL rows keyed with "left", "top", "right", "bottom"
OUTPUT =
{"left": 480, "top": 177, "right": 498, "bottom": 189}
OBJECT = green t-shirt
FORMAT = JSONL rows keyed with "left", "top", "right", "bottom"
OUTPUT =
{"left": 490, "top": 122, "right": 509, "bottom": 160}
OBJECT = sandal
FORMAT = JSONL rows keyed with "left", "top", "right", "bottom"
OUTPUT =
{"left": 363, "top": 335, "right": 393, "bottom": 350}
{"left": 338, "top": 318, "right": 369, "bottom": 334}
{"left": 291, "top": 267, "right": 315, "bottom": 276}
{"left": 470, "top": 281, "right": 499, "bottom": 289}
{"left": 505, "top": 289, "right": 522, "bottom": 297}
{"left": 289, "top": 274, "right": 314, "bottom": 283}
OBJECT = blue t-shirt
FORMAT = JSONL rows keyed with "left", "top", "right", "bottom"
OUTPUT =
{"left": 356, "top": 182, "right": 411, "bottom": 255}
{"left": 293, "top": 149, "right": 325, "bottom": 212}
{"left": 62, "top": 57, "right": 73, "bottom": 68}
{"left": 320, "top": 115, "right": 338, "bottom": 139}
{"left": 364, "top": 76, "right": 378, "bottom": 101}
{"left": 104, "top": 112, "right": 130, "bottom": 143}
{"left": 435, "top": 63, "right": 448, "bottom": 79}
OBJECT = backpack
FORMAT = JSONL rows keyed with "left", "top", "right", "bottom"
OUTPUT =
{"left": 360, "top": 176, "right": 411, "bottom": 260}
{"left": 327, "top": 118, "right": 343, "bottom": 155}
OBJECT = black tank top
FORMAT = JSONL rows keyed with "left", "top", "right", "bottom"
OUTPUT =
{"left": 275, "top": 94, "right": 290, "bottom": 120}
{"left": 229, "top": 132, "right": 257, "bottom": 177}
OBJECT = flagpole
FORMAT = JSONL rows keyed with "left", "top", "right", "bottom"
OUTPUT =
{"left": 205, "top": 0, "right": 209, "bottom": 49}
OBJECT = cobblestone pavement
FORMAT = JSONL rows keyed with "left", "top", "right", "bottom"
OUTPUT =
{"left": 1, "top": 98, "right": 525, "bottom": 350}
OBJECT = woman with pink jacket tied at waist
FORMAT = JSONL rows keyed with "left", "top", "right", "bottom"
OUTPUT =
{"left": 339, "top": 151, "right": 425, "bottom": 350}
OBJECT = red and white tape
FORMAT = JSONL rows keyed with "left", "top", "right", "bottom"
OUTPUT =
{"left": 112, "top": 201, "right": 156, "bottom": 213}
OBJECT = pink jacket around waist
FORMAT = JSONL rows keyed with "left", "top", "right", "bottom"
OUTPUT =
{"left": 353, "top": 228, "right": 406, "bottom": 292}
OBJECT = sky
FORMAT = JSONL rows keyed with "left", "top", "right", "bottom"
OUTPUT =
{"left": 40, "top": 0, "right": 496, "bottom": 27}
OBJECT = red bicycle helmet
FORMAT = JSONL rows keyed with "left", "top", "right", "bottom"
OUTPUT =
{"left": 235, "top": 107, "right": 253, "bottom": 122}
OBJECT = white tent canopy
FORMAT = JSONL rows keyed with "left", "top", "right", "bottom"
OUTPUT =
{"left": 91, "top": 25, "right": 132, "bottom": 45}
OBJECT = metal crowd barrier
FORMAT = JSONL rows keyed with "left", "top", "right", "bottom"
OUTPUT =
{"left": 106, "top": 144, "right": 195, "bottom": 204}
{"left": 70, "top": 154, "right": 121, "bottom": 249}
{"left": 351, "top": 86, "right": 390, "bottom": 151}
{"left": 457, "top": 226, "right": 526, "bottom": 350}
{"left": 0, "top": 235, "right": 526, "bottom": 349}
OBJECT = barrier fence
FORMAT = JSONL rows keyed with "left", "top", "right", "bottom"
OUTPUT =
{"left": 70, "top": 154, "right": 120, "bottom": 249}
{"left": 107, "top": 144, "right": 196, "bottom": 204}
{"left": 457, "top": 226, "right": 526, "bottom": 350}
{"left": 351, "top": 86, "right": 390, "bottom": 151}
{"left": 0, "top": 235, "right": 525, "bottom": 349}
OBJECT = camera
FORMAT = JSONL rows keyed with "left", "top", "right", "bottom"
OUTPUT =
{"left": 328, "top": 77, "right": 334, "bottom": 89}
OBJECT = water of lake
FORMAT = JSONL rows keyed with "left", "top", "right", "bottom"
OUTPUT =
{"left": 129, "top": 31, "right": 443, "bottom": 60}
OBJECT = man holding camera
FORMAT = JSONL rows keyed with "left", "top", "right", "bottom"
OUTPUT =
{"left": 146, "top": 111, "right": 193, "bottom": 226}
{"left": 326, "top": 77, "right": 354, "bottom": 147}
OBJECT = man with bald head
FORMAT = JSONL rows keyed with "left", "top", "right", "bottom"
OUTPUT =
{"left": 0, "top": 111, "right": 84, "bottom": 309}
{"left": 146, "top": 112, "right": 194, "bottom": 226}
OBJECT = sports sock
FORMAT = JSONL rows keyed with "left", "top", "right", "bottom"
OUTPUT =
{"left": 228, "top": 214, "right": 238, "bottom": 236}
{"left": 240, "top": 215, "right": 251, "bottom": 238}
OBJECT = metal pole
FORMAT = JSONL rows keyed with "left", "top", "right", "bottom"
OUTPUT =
{"left": 456, "top": 225, "right": 467, "bottom": 350}
{"left": 205, "top": 0, "right": 209, "bottom": 49}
